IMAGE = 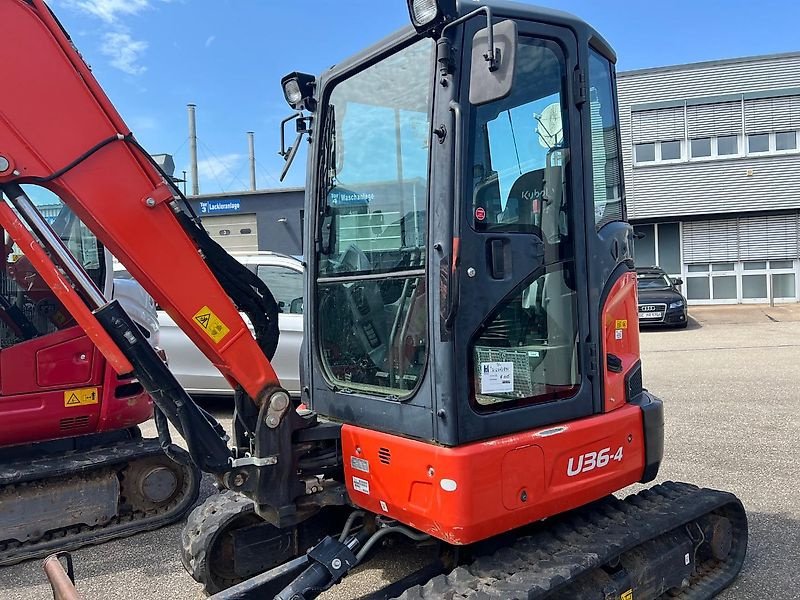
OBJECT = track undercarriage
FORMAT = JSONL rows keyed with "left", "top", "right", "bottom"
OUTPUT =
{"left": 174, "top": 481, "right": 746, "bottom": 600}
{"left": 0, "top": 427, "right": 201, "bottom": 566}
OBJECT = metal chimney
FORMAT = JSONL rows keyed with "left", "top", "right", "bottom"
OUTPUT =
{"left": 188, "top": 104, "right": 199, "bottom": 195}
{"left": 247, "top": 131, "right": 257, "bottom": 191}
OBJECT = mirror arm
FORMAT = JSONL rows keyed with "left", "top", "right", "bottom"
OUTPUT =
{"left": 438, "top": 6, "right": 496, "bottom": 74}
{"left": 278, "top": 112, "right": 303, "bottom": 160}
{"left": 279, "top": 130, "right": 305, "bottom": 182}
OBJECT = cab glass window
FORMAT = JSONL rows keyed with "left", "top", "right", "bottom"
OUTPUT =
{"left": 0, "top": 185, "right": 106, "bottom": 347}
{"left": 469, "top": 37, "right": 571, "bottom": 253}
{"left": 316, "top": 39, "right": 433, "bottom": 397}
{"left": 588, "top": 49, "right": 623, "bottom": 228}
{"left": 471, "top": 264, "right": 579, "bottom": 410}
{"left": 466, "top": 36, "right": 580, "bottom": 412}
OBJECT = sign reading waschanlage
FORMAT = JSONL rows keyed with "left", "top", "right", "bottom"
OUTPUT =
{"left": 328, "top": 188, "right": 375, "bottom": 207}
{"left": 199, "top": 199, "right": 242, "bottom": 214}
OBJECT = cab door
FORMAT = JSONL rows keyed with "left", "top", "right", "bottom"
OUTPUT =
{"left": 452, "top": 20, "right": 593, "bottom": 443}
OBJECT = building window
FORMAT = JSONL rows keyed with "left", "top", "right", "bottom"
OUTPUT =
{"left": 776, "top": 131, "right": 797, "bottom": 151}
{"left": 690, "top": 138, "right": 711, "bottom": 158}
{"left": 635, "top": 142, "right": 656, "bottom": 163}
{"left": 633, "top": 222, "right": 681, "bottom": 275}
{"left": 660, "top": 140, "right": 681, "bottom": 160}
{"left": 717, "top": 135, "right": 739, "bottom": 156}
{"left": 748, "top": 133, "right": 769, "bottom": 153}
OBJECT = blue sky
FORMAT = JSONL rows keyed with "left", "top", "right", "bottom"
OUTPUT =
{"left": 50, "top": 0, "right": 800, "bottom": 193}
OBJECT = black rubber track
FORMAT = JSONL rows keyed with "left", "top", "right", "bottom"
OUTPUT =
{"left": 394, "top": 482, "right": 747, "bottom": 600}
{"left": 180, "top": 489, "right": 259, "bottom": 595}
{"left": 0, "top": 440, "right": 201, "bottom": 566}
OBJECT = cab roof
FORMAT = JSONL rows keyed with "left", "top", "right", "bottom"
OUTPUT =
{"left": 320, "top": 0, "right": 615, "bottom": 87}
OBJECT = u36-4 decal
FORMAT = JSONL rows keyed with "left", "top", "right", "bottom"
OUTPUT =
{"left": 567, "top": 446, "right": 624, "bottom": 477}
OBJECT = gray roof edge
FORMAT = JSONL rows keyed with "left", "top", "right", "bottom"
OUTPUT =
{"left": 188, "top": 187, "right": 304, "bottom": 200}
{"left": 618, "top": 50, "right": 800, "bottom": 78}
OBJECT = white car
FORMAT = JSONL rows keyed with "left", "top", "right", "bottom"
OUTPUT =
{"left": 116, "top": 252, "right": 304, "bottom": 397}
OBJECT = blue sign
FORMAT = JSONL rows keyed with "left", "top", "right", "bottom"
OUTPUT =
{"left": 199, "top": 199, "right": 241, "bottom": 214}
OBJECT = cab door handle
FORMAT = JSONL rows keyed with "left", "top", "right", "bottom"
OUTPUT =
{"left": 490, "top": 239, "right": 506, "bottom": 279}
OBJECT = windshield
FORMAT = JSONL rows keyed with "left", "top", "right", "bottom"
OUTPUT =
{"left": 318, "top": 39, "right": 433, "bottom": 278}
{"left": 637, "top": 274, "right": 672, "bottom": 290}
{"left": 316, "top": 39, "right": 433, "bottom": 398}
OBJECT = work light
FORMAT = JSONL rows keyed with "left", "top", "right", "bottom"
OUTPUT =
{"left": 281, "top": 72, "right": 316, "bottom": 111}
{"left": 406, "top": 0, "right": 457, "bottom": 33}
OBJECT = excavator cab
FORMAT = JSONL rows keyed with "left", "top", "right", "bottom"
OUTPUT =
{"left": 289, "top": 0, "right": 662, "bottom": 543}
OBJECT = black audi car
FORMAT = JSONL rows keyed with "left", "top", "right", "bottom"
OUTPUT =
{"left": 635, "top": 266, "right": 688, "bottom": 328}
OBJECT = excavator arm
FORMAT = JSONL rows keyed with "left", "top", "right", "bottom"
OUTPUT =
{"left": 0, "top": 0, "right": 336, "bottom": 524}
{"left": 0, "top": 0, "right": 278, "bottom": 401}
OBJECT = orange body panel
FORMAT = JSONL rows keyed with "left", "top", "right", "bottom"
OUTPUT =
{"left": 341, "top": 404, "right": 645, "bottom": 545}
{"left": 602, "top": 272, "right": 640, "bottom": 412}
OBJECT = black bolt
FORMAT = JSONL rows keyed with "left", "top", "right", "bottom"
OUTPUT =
{"left": 627, "top": 434, "right": 633, "bottom": 443}
{"left": 437, "top": 409, "right": 446, "bottom": 419}
{"left": 520, "top": 490, "right": 528, "bottom": 502}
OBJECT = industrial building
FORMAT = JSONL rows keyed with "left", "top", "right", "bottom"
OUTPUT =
{"left": 185, "top": 188, "right": 304, "bottom": 255}
{"left": 618, "top": 52, "right": 800, "bottom": 305}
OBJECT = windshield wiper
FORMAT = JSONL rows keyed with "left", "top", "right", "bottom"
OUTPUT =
{"left": 318, "top": 106, "right": 337, "bottom": 255}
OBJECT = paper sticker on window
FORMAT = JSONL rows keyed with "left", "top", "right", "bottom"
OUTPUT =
{"left": 480, "top": 361, "right": 514, "bottom": 394}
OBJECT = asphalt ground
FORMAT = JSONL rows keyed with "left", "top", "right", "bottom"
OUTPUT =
{"left": 1, "top": 307, "right": 799, "bottom": 599}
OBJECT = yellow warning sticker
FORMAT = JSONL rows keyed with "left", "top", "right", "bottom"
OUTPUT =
{"left": 615, "top": 319, "right": 628, "bottom": 330}
{"left": 621, "top": 590, "right": 633, "bottom": 600}
{"left": 193, "top": 305, "right": 230, "bottom": 344}
{"left": 64, "top": 387, "right": 99, "bottom": 407}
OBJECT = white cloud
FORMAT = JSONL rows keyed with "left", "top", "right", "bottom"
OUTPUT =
{"left": 101, "top": 31, "right": 148, "bottom": 75}
{"left": 195, "top": 153, "right": 243, "bottom": 182}
{"left": 205, "top": 35, "right": 216, "bottom": 48}
{"left": 63, "top": 0, "right": 153, "bottom": 24}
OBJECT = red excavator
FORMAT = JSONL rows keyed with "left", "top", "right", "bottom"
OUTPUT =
{"left": 0, "top": 197, "right": 200, "bottom": 565}
{"left": 2, "top": 0, "right": 746, "bottom": 598}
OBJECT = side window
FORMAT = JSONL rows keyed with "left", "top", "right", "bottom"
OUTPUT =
{"left": 0, "top": 185, "right": 110, "bottom": 349}
{"left": 470, "top": 38, "right": 571, "bottom": 250}
{"left": 256, "top": 265, "right": 304, "bottom": 313}
{"left": 588, "top": 50, "right": 623, "bottom": 229}
{"left": 471, "top": 264, "right": 579, "bottom": 410}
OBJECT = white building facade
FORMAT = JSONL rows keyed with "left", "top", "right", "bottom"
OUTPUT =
{"left": 618, "top": 52, "right": 800, "bottom": 304}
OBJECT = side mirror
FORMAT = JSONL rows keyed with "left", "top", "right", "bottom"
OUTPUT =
{"left": 290, "top": 297, "right": 304, "bottom": 314}
{"left": 672, "top": 277, "right": 683, "bottom": 286}
{"left": 469, "top": 20, "right": 517, "bottom": 106}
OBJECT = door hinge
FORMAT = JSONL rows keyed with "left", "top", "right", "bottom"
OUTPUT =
{"left": 573, "top": 67, "right": 586, "bottom": 106}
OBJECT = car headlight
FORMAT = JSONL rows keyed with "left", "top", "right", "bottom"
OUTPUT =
{"left": 669, "top": 300, "right": 685, "bottom": 309}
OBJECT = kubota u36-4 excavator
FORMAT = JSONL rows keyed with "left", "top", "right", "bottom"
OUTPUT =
{"left": 2, "top": 1, "right": 747, "bottom": 598}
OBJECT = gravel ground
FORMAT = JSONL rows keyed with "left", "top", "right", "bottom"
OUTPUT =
{"left": 1, "top": 308, "right": 798, "bottom": 599}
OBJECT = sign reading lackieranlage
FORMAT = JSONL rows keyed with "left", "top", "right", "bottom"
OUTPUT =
{"left": 198, "top": 199, "right": 242, "bottom": 214}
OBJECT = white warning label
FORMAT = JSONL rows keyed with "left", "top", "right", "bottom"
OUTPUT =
{"left": 352, "top": 476, "right": 370, "bottom": 495}
{"left": 480, "top": 361, "right": 514, "bottom": 394}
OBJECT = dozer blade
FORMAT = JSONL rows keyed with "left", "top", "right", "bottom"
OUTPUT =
{"left": 0, "top": 436, "right": 201, "bottom": 565}
{"left": 394, "top": 482, "right": 747, "bottom": 600}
